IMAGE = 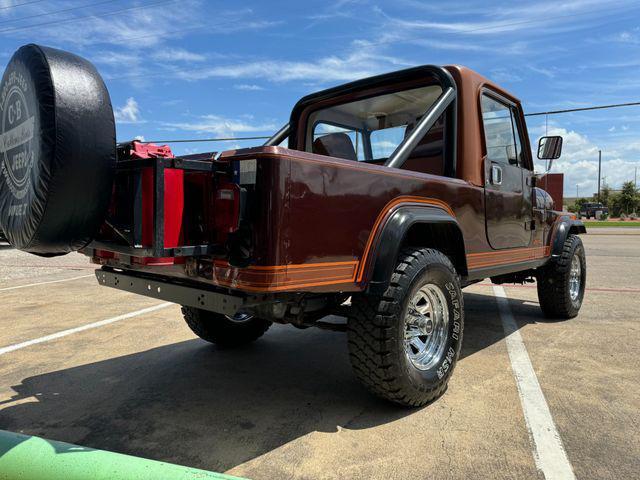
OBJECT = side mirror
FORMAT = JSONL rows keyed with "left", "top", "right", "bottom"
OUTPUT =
{"left": 537, "top": 136, "right": 563, "bottom": 160}
{"left": 537, "top": 135, "right": 563, "bottom": 172}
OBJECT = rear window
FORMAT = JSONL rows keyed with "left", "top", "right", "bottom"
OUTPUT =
{"left": 306, "top": 84, "right": 443, "bottom": 163}
{"left": 313, "top": 123, "right": 366, "bottom": 161}
{"left": 369, "top": 126, "right": 406, "bottom": 159}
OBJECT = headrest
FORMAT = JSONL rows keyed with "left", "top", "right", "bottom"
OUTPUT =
{"left": 312, "top": 132, "right": 357, "bottom": 161}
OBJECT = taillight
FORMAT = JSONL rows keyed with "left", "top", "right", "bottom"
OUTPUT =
{"left": 214, "top": 182, "right": 241, "bottom": 234}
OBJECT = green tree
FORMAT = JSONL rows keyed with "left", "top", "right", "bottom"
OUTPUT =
{"left": 619, "top": 181, "right": 639, "bottom": 215}
{"left": 611, "top": 193, "right": 623, "bottom": 217}
{"left": 600, "top": 183, "right": 611, "bottom": 207}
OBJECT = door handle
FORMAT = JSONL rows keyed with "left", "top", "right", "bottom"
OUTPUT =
{"left": 491, "top": 165, "right": 503, "bottom": 185}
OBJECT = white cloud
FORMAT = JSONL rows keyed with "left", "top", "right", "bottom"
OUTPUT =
{"left": 527, "top": 65, "right": 556, "bottom": 79}
{"left": 163, "top": 114, "right": 277, "bottom": 137}
{"left": 178, "top": 50, "right": 409, "bottom": 84}
{"left": 223, "top": 20, "right": 283, "bottom": 33}
{"left": 233, "top": 84, "right": 264, "bottom": 91}
{"left": 151, "top": 48, "right": 206, "bottom": 63}
{"left": 379, "top": 0, "right": 636, "bottom": 39}
{"left": 0, "top": 0, "right": 16, "bottom": 16}
{"left": 304, "top": 0, "right": 367, "bottom": 22}
{"left": 114, "top": 98, "right": 142, "bottom": 124}
{"left": 7, "top": 2, "right": 243, "bottom": 48}
{"left": 490, "top": 69, "right": 523, "bottom": 83}
{"left": 533, "top": 125, "right": 640, "bottom": 196}
{"left": 607, "top": 28, "right": 640, "bottom": 45}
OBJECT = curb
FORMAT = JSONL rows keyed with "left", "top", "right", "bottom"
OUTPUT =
{"left": 586, "top": 229, "right": 640, "bottom": 235}
{"left": 0, "top": 430, "right": 244, "bottom": 480}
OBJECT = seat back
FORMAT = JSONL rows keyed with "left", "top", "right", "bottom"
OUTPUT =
{"left": 401, "top": 117, "right": 445, "bottom": 176}
{"left": 312, "top": 133, "right": 357, "bottom": 161}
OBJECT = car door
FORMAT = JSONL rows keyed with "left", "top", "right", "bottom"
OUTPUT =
{"left": 481, "top": 92, "right": 532, "bottom": 249}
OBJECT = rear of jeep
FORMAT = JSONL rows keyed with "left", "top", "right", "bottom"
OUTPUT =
{"left": 88, "top": 65, "right": 469, "bottom": 410}
{"left": 0, "top": 44, "right": 586, "bottom": 407}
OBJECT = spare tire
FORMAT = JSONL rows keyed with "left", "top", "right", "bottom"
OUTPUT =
{"left": 0, "top": 44, "right": 115, "bottom": 255}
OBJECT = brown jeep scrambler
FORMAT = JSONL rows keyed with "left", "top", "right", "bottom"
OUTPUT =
{"left": 0, "top": 45, "right": 586, "bottom": 406}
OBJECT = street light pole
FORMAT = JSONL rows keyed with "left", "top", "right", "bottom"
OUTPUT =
{"left": 597, "top": 150, "right": 602, "bottom": 202}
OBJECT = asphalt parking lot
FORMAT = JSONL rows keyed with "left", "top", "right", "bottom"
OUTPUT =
{"left": 0, "top": 232, "right": 638, "bottom": 480}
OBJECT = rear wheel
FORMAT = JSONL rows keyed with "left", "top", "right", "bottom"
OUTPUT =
{"left": 347, "top": 248, "right": 464, "bottom": 407}
{"left": 537, "top": 234, "right": 586, "bottom": 319}
{"left": 181, "top": 306, "right": 271, "bottom": 347}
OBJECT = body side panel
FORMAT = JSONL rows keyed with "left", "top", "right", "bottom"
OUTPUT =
{"left": 214, "top": 148, "right": 553, "bottom": 292}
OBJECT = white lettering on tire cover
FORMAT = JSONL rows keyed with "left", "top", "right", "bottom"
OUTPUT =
{"left": 1, "top": 70, "right": 35, "bottom": 208}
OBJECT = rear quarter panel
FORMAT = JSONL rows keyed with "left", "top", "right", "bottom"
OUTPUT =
{"left": 219, "top": 147, "right": 486, "bottom": 292}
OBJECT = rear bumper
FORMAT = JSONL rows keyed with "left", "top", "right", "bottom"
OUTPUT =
{"left": 95, "top": 268, "right": 248, "bottom": 316}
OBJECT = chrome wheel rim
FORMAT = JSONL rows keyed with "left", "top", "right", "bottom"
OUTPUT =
{"left": 225, "top": 312, "right": 254, "bottom": 323}
{"left": 404, "top": 284, "right": 450, "bottom": 371}
{"left": 569, "top": 254, "right": 582, "bottom": 302}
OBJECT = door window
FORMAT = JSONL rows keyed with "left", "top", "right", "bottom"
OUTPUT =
{"left": 481, "top": 94, "right": 523, "bottom": 166}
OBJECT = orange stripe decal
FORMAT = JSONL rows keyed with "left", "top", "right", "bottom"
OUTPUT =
{"left": 208, "top": 197, "right": 454, "bottom": 292}
{"left": 211, "top": 260, "right": 359, "bottom": 291}
{"left": 207, "top": 193, "right": 556, "bottom": 291}
{"left": 467, "top": 246, "right": 550, "bottom": 269}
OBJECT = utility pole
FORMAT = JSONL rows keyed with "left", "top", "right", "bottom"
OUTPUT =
{"left": 597, "top": 150, "right": 602, "bottom": 202}
{"left": 576, "top": 184, "right": 579, "bottom": 199}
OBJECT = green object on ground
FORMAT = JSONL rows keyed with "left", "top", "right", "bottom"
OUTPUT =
{"left": 0, "top": 430, "right": 244, "bottom": 480}
{"left": 582, "top": 221, "right": 640, "bottom": 227}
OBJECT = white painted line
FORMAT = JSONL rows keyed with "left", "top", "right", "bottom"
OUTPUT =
{"left": 493, "top": 285, "right": 575, "bottom": 480}
{"left": 0, "top": 274, "right": 93, "bottom": 292}
{"left": 0, "top": 303, "right": 172, "bottom": 356}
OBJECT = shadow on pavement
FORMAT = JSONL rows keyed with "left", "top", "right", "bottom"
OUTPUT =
{"left": 0, "top": 291, "right": 544, "bottom": 471}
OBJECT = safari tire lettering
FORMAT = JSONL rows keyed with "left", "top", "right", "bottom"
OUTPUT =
{"left": 347, "top": 247, "right": 464, "bottom": 407}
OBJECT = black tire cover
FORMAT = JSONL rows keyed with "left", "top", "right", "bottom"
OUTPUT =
{"left": 0, "top": 44, "right": 115, "bottom": 255}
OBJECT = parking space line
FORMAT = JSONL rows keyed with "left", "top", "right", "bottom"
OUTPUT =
{"left": 0, "top": 303, "right": 172, "bottom": 356}
{"left": 478, "top": 282, "right": 640, "bottom": 294}
{"left": 493, "top": 286, "right": 575, "bottom": 480}
{"left": 0, "top": 274, "right": 94, "bottom": 292}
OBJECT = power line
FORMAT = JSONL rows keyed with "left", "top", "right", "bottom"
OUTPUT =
{"left": 525, "top": 101, "right": 640, "bottom": 117}
{"left": 103, "top": 2, "right": 640, "bottom": 84}
{"left": 0, "top": 0, "right": 177, "bottom": 34}
{"left": 139, "top": 136, "right": 271, "bottom": 144}
{"left": 0, "top": 0, "right": 47, "bottom": 11}
{"left": 135, "top": 100, "right": 640, "bottom": 144}
{"left": 0, "top": 0, "right": 120, "bottom": 26}
{"left": 94, "top": 12, "right": 248, "bottom": 44}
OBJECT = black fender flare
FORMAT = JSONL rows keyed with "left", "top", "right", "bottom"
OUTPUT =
{"left": 364, "top": 205, "right": 467, "bottom": 295}
{"left": 551, "top": 217, "right": 586, "bottom": 258}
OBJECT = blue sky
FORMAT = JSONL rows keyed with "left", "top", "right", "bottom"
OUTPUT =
{"left": 1, "top": 0, "right": 639, "bottom": 196}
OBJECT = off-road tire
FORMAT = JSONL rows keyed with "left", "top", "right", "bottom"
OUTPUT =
{"left": 537, "top": 234, "right": 586, "bottom": 319}
{"left": 181, "top": 306, "right": 271, "bottom": 347}
{"left": 347, "top": 248, "right": 464, "bottom": 407}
